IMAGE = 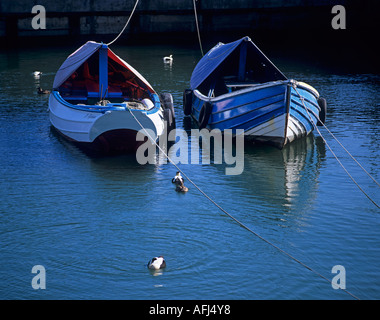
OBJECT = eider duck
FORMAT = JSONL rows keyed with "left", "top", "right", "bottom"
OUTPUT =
{"left": 33, "top": 71, "right": 42, "bottom": 78}
{"left": 163, "top": 55, "right": 173, "bottom": 64}
{"left": 171, "top": 171, "right": 184, "bottom": 184}
{"left": 37, "top": 87, "right": 50, "bottom": 94}
{"left": 172, "top": 172, "right": 188, "bottom": 193}
{"left": 147, "top": 256, "right": 166, "bottom": 270}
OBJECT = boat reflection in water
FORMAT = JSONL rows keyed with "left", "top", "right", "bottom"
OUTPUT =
{"left": 211, "top": 134, "right": 326, "bottom": 223}
{"left": 278, "top": 135, "right": 326, "bottom": 210}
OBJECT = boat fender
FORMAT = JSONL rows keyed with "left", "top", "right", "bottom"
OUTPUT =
{"left": 183, "top": 89, "right": 193, "bottom": 116}
{"left": 160, "top": 93, "right": 176, "bottom": 131}
{"left": 164, "top": 108, "right": 175, "bottom": 133}
{"left": 317, "top": 97, "right": 327, "bottom": 126}
{"left": 198, "top": 102, "right": 212, "bottom": 129}
{"left": 160, "top": 93, "right": 175, "bottom": 114}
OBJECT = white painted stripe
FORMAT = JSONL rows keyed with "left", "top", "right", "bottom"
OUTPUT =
{"left": 244, "top": 114, "right": 286, "bottom": 138}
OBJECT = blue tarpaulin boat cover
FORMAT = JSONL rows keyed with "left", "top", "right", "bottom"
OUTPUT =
{"left": 190, "top": 36, "right": 287, "bottom": 90}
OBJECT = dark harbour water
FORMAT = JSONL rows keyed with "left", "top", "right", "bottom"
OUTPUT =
{"left": 0, "top": 40, "right": 379, "bottom": 300}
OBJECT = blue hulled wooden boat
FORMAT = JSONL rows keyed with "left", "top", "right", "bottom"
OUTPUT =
{"left": 183, "top": 36, "right": 326, "bottom": 149}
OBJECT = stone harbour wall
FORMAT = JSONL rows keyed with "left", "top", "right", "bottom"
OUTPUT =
{"left": 0, "top": 0, "right": 378, "bottom": 49}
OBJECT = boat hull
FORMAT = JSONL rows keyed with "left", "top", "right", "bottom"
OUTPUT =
{"left": 190, "top": 80, "right": 321, "bottom": 149}
{"left": 49, "top": 91, "right": 164, "bottom": 153}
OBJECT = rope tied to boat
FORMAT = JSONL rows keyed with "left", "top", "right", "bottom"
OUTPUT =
{"left": 193, "top": 0, "right": 204, "bottom": 56}
{"left": 127, "top": 107, "right": 360, "bottom": 300}
{"left": 293, "top": 84, "right": 380, "bottom": 210}
{"left": 107, "top": 0, "right": 140, "bottom": 46}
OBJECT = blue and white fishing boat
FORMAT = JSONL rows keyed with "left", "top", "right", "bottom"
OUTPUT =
{"left": 183, "top": 36, "right": 326, "bottom": 149}
{"left": 49, "top": 41, "right": 175, "bottom": 153}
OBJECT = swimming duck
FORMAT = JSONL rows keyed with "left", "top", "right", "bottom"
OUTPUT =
{"left": 172, "top": 172, "right": 188, "bottom": 192}
{"left": 33, "top": 71, "right": 42, "bottom": 78}
{"left": 147, "top": 256, "right": 166, "bottom": 270}
{"left": 37, "top": 87, "right": 50, "bottom": 94}
{"left": 163, "top": 55, "right": 173, "bottom": 64}
{"left": 172, "top": 171, "right": 183, "bottom": 184}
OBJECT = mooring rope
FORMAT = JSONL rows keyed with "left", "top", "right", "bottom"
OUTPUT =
{"left": 320, "top": 121, "right": 380, "bottom": 188}
{"left": 293, "top": 85, "right": 380, "bottom": 210}
{"left": 193, "top": 0, "right": 204, "bottom": 56}
{"left": 107, "top": 0, "right": 140, "bottom": 46}
{"left": 127, "top": 107, "right": 360, "bottom": 300}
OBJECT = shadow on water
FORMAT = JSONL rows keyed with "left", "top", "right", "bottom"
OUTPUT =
{"left": 49, "top": 125, "right": 139, "bottom": 161}
{"left": 48, "top": 125, "right": 156, "bottom": 179}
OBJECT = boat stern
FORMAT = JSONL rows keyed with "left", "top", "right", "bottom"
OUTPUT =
{"left": 89, "top": 100, "right": 165, "bottom": 152}
{"left": 49, "top": 90, "right": 165, "bottom": 153}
